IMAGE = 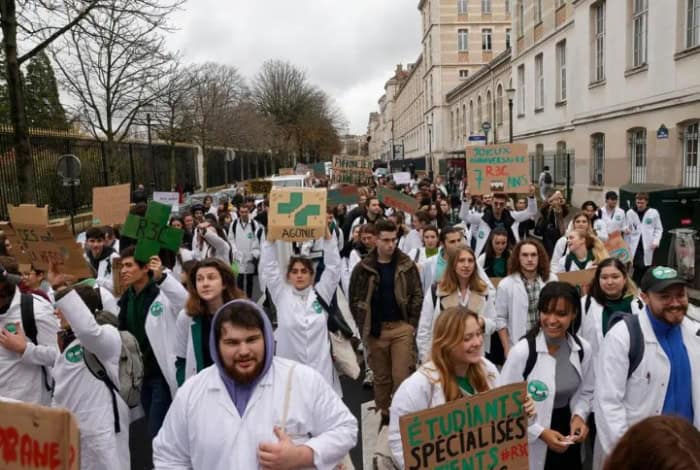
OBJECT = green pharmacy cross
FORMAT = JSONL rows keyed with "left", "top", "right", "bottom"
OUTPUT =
{"left": 277, "top": 192, "right": 320, "bottom": 226}
{"left": 122, "top": 201, "right": 183, "bottom": 262}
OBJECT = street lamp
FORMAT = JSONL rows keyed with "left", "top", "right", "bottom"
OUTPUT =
{"left": 427, "top": 122, "right": 433, "bottom": 180}
{"left": 506, "top": 87, "right": 516, "bottom": 143}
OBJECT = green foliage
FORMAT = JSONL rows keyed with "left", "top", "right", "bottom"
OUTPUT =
{"left": 24, "top": 51, "right": 69, "bottom": 130}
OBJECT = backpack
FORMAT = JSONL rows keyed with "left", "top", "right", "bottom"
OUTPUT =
{"left": 522, "top": 333, "right": 584, "bottom": 380}
{"left": 413, "top": 249, "right": 421, "bottom": 264}
{"left": 606, "top": 312, "right": 644, "bottom": 379}
{"left": 543, "top": 171, "right": 553, "bottom": 185}
{"left": 83, "top": 310, "right": 144, "bottom": 433}
{"left": 231, "top": 219, "right": 263, "bottom": 243}
{"left": 313, "top": 288, "right": 355, "bottom": 341}
{"left": 20, "top": 293, "right": 53, "bottom": 392}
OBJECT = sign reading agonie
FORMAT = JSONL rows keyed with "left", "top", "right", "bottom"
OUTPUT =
{"left": 268, "top": 188, "right": 327, "bottom": 242}
{"left": 466, "top": 144, "right": 530, "bottom": 195}
{"left": 399, "top": 382, "right": 529, "bottom": 470}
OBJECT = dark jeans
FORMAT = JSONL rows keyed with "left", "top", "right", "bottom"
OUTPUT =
{"left": 141, "top": 374, "right": 172, "bottom": 439}
{"left": 237, "top": 273, "right": 255, "bottom": 298}
{"left": 545, "top": 406, "right": 582, "bottom": 470}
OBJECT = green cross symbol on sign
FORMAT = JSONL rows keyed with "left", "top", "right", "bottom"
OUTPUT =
{"left": 277, "top": 192, "right": 321, "bottom": 226}
{"left": 122, "top": 201, "right": 183, "bottom": 262}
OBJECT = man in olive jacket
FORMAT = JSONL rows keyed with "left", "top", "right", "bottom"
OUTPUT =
{"left": 349, "top": 220, "right": 423, "bottom": 426}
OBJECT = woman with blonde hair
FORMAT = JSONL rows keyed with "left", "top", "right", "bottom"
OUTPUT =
{"left": 550, "top": 211, "right": 600, "bottom": 271}
{"left": 416, "top": 245, "right": 496, "bottom": 362}
{"left": 553, "top": 228, "right": 609, "bottom": 274}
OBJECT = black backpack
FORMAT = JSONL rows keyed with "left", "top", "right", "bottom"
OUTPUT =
{"left": 522, "top": 333, "right": 584, "bottom": 380}
{"left": 313, "top": 288, "right": 355, "bottom": 341}
{"left": 20, "top": 293, "right": 53, "bottom": 392}
{"left": 543, "top": 171, "right": 553, "bottom": 184}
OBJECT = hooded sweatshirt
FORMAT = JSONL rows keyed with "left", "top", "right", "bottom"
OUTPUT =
{"left": 209, "top": 299, "right": 275, "bottom": 417}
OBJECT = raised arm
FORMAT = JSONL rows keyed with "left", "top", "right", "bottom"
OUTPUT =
{"left": 260, "top": 239, "right": 285, "bottom": 305}
{"left": 315, "top": 234, "right": 341, "bottom": 305}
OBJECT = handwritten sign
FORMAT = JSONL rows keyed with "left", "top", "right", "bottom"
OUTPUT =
{"left": 399, "top": 382, "right": 529, "bottom": 470}
{"left": 558, "top": 268, "right": 596, "bottom": 293}
{"left": 153, "top": 192, "right": 180, "bottom": 212}
{"left": 92, "top": 184, "right": 131, "bottom": 226}
{"left": 377, "top": 186, "right": 419, "bottom": 214}
{"left": 268, "top": 188, "right": 327, "bottom": 242}
{"left": 393, "top": 172, "right": 412, "bottom": 185}
{"left": 332, "top": 155, "right": 373, "bottom": 185}
{"left": 121, "top": 201, "right": 183, "bottom": 262}
{"left": 0, "top": 400, "right": 79, "bottom": 470}
{"left": 2, "top": 222, "right": 92, "bottom": 279}
{"left": 604, "top": 231, "right": 632, "bottom": 264}
{"left": 245, "top": 180, "right": 273, "bottom": 195}
{"left": 328, "top": 185, "right": 360, "bottom": 206}
{"left": 466, "top": 144, "right": 530, "bottom": 195}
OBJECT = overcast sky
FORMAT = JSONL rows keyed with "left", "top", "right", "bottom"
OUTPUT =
{"left": 167, "top": 0, "right": 422, "bottom": 135}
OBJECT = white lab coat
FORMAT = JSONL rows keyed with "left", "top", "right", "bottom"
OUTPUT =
{"left": 341, "top": 248, "right": 363, "bottom": 296}
{"left": 399, "top": 229, "right": 422, "bottom": 255}
{"left": 578, "top": 294, "right": 645, "bottom": 366}
{"left": 388, "top": 359, "right": 500, "bottom": 469}
{"left": 460, "top": 196, "right": 538, "bottom": 255}
{"left": 0, "top": 288, "right": 58, "bottom": 405}
{"left": 497, "top": 332, "right": 594, "bottom": 470}
{"left": 84, "top": 252, "right": 120, "bottom": 294}
{"left": 153, "top": 358, "right": 358, "bottom": 470}
{"left": 562, "top": 219, "right": 609, "bottom": 243}
{"left": 549, "top": 236, "right": 569, "bottom": 273}
{"left": 594, "top": 309, "right": 700, "bottom": 456}
{"left": 227, "top": 218, "right": 262, "bottom": 274}
{"left": 624, "top": 208, "right": 663, "bottom": 266}
{"left": 421, "top": 253, "right": 496, "bottom": 300}
{"left": 53, "top": 291, "right": 130, "bottom": 470}
{"left": 416, "top": 287, "right": 497, "bottom": 362}
{"left": 261, "top": 237, "right": 343, "bottom": 395}
{"left": 553, "top": 253, "right": 596, "bottom": 274}
{"left": 192, "top": 229, "right": 233, "bottom": 264}
{"left": 495, "top": 273, "right": 559, "bottom": 346}
{"left": 599, "top": 207, "right": 627, "bottom": 234}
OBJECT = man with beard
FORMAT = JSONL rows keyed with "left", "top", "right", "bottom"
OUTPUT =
{"left": 595, "top": 266, "right": 700, "bottom": 461}
{"left": 153, "top": 299, "right": 357, "bottom": 469}
{"left": 84, "top": 227, "right": 119, "bottom": 294}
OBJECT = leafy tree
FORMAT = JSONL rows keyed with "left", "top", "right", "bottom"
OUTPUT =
{"left": 24, "top": 51, "right": 68, "bottom": 129}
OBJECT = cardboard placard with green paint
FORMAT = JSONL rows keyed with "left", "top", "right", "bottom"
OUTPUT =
{"left": 328, "top": 185, "right": 360, "bottom": 206}
{"left": 121, "top": 201, "right": 183, "bottom": 262}
{"left": 268, "top": 188, "right": 327, "bottom": 242}
{"left": 377, "top": 186, "right": 419, "bottom": 214}
{"left": 466, "top": 144, "right": 530, "bottom": 195}
{"left": 604, "top": 231, "right": 632, "bottom": 264}
{"left": 399, "top": 382, "right": 529, "bottom": 470}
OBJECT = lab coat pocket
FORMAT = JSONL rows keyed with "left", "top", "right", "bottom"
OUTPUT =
{"left": 624, "top": 369, "right": 648, "bottom": 407}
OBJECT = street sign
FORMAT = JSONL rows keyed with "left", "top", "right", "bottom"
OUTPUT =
{"left": 657, "top": 124, "right": 669, "bottom": 139}
{"left": 57, "top": 154, "right": 81, "bottom": 180}
{"left": 468, "top": 135, "right": 486, "bottom": 142}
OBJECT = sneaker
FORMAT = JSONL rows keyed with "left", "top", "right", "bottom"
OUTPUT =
{"left": 362, "top": 368, "right": 374, "bottom": 388}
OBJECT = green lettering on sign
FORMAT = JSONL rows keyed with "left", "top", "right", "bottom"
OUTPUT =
{"left": 122, "top": 201, "right": 184, "bottom": 262}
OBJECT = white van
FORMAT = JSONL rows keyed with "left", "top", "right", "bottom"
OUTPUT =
{"left": 267, "top": 175, "right": 307, "bottom": 188}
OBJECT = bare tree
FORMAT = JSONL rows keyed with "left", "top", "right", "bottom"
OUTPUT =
{"left": 187, "top": 62, "right": 246, "bottom": 189}
{"left": 0, "top": 0, "right": 182, "bottom": 202}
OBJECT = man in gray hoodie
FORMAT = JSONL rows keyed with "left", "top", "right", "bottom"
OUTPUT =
{"left": 153, "top": 299, "right": 357, "bottom": 469}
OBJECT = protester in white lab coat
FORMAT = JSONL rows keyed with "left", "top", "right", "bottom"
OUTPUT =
{"left": 580, "top": 201, "right": 609, "bottom": 243}
{"left": 416, "top": 245, "right": 496, "bottom": 362}
{"left": 153, "top": 299, "right": 357, "bottom": 470}
{"left": 496, "top": 239, "right": 558, "bottom": 358}
{"left": 83, "top": 227, "right": 119, "bottom": 294}
{"left": 227, "top": 204, "right": 263, "bottom": 298}
{"left": 175, "top": 258, "right": 246, "bottom": 386}
{"left": 553, "top": 229, "right": 609, "bottom": 274}
{"left": 51, "top": 286, "right": 130, "bottom": 470}
{"left": 625, "top": 192, "right": 663, "bottom": 286}
{"left": 599, "top": 191, "right": 628, "bottom": 235}
{"left": 389, "top": 307, "right": 535, "bottom": 469}
{"left": 192, "top": 220, "right": 234, "bottom": 265}
{"left": 0, "top": 260, "right": 58, "bottom": 405}
{"left": 550, "top": 212, "right": 601, "bottom": 272}
{"left": 420, "top": 227, "right": 465, "bottom": 293}
{"left": 408, "top": 225, "right": 440, "bottom": 274}
{"left": 261, "top": 227, "right": 343, "bottom": 395}
{"left": 594, "top": 266, "right": 700, "bottom": 465}
{"left": 400, "top": 210, "right": 431, "bottom": 255}
{"left": 498, "top": 282, "right": 595, "bottom": 470}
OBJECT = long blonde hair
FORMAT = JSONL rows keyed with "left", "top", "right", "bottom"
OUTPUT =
{"left": 438, "top": 245, "right": 487, "bottom": 295}
{"left": 430, "top": 307, "right": 490, "bottom": 402}
{"left": 571, "top": 228, "right": 609, "bottom": 264}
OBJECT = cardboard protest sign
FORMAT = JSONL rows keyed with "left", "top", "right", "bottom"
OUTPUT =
{"left": 0, "top": 400, "right": 80, "bottom": 470}
{"left": 245, "top": 180, "right": 273, "bottom": 195}
{"left": 399, "top": 382, "right": 529, "bottom": 470}
{"left": 92, "top": 184, "right": 131, "bottom": 226}
{"left": 7, "top": 205, "right": 48, "bottom": 226}
{"left": 332, "top": 155, "right": 373, "bottom": 185}
{"left": 558, "top": 268, "right": 596, "bottom": 293}
{"left": 268, "top": 188, "right": 327, "bottom": 242}
{"left": 111, "top": 257, "right": 125, "bottom": 297}
{"left": 279, "top": 168, "right": 294, "bottom": 176}
{"left": 121, "top": 201, "right": 183, "bottom": 263}
{"left": 328, "top": 185, "right": 360, "bottom": 206}
{"left": 466, "top": 144, "right": 530, "bottom": 194}
{"left": 604, "top": 231, "right": 632, "bottom": 264}
{"left": 377, "top": 186, "right": 419, "bottom": 214}
{"left": 153, "top": 192, "right": 180, "bottom": 212}
{"left": 392, "top": 172, "right": 412, "bottom": 185}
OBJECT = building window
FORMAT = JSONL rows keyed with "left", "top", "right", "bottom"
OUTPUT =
{"left": 459, "top": 69, "right": 470, "bottom": 79}
{"left": 556, "top": 141, "right": 568, "bottom": 183}
{"left": 451, "top": 111, "right": 455, "bottom": 144}
{"left": 632, "top": 0, "right": 648, "bottom": 67}
{"left": 482, "top": 0, "right": 491, "bottom": 14}
{"left": 687, "top": 0, "right": 699, "bottom": 48}
{"left": 506, "top": 28, "right": 512, "bottom": 49}
{"left": 592, "top": 2, "right": 606, "bottom": 82}
{"left": 462, "top": 104, "right": 467, "bottom": 135}
{"left": 556, "top": 41, "right": 566, "bottom": 102}
{"left": 535, "top": 0, "right": 543, "bottom": 23}
{"left": 629, "top": 128, "right": 647, "bottom": 183}
{"left": 535, "top": 53, "right": 544, "bottom": 109}
{"left": 486, "top": 90, "right": 493, "bottom": 124}
{"left": 683, "top": 122, "right": 699, "bottom": 186}
{"left": 518, "top": 1, "right": 524, "bottom": 36}
{"left": 517, "top": 64, "right": 525, "bottom": 115}
{"left": 591, "top": 133, "right": 605, "bottom": 186}
{"left": 496, "top": 85, "right": 504, "bottom": 125}
{"left": 429, "top": 75, "right": 434, "bottom": 106}
{"left": 506, "top": 0, "right": 511, "bottom": 14}
{"left": 458, "top": 0, "right": 468, "bottom": 15}
{"left": 482, "top": 29, "right": 493, "bottom": 51}
{"left": 469, "top": 100, "right": 475, "bottom": 133}
{"left": 477, "top": 95, "right": 483, "bottom": 131}
{"left": 458, "top": 29, "right": 469, "bottom": 51}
